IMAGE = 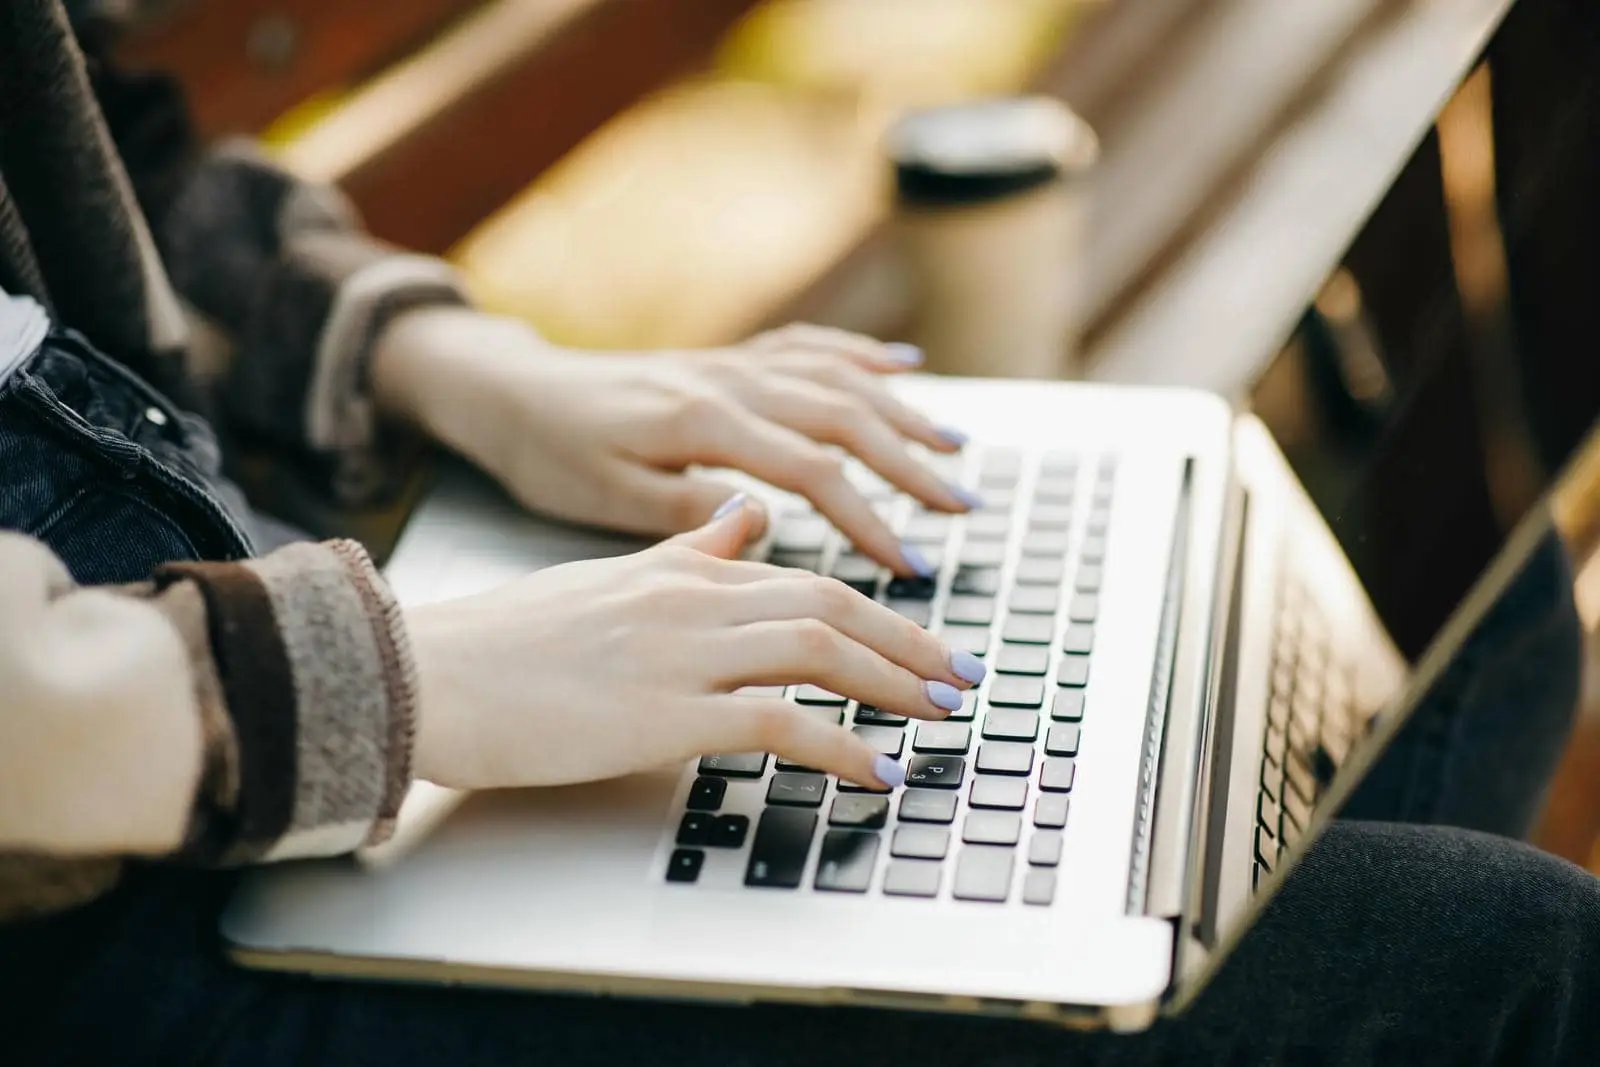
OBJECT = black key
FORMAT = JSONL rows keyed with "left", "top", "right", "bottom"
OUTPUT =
{"left": 769, "top": 549, "right": 822, "bottom": 572}
{"left": 1028, "top": 505, "right": 1074, "bottom": 531}
{"left": 953, "top": 845, "right": 1014, "bottom": 902}
{"left": 1008, "top": 585, "right": 1059, "bottom": 615}
{"left": 995, "top": 643, "right": 1050, "bottom": 675}
{"left": 853, "top": 725, "right": 905, "bottom": 758}
{"left": 855, "top": 704, "right": 908, "bottom": 726}
{"left": 1028, "top": 830, "right": 1064, "bottom": 866}
{"left": 988, "top": 676, "right": 1046, "bottom": 707}
{"left": 1034, "top": 794, "right": 1070, "bottom": 829}
{"left": 965, "top": 513, "right": 1012, "bottom": 540}
{"left": 699, "top": 753, "right": 768, "bottom": 778}
{"left": 982, "top": 709, "right": 1040, "bottom": 742}
{"left": 905, "top": 754, "right": 966, "bottom": 789}
{"left": 677, "top": 812, "right": 715, "bottom": 846}
{"left": 943, "top": 595, "right": 996, "bottom": 626}
{"left": 767, "top": 772, "right": 828, "bottom": 807}
{"left": 712, "top": 813, "right": 750, "bottom": 848}
{"left": 958, "top": 541, "right": 1007, "bottom": 568}
{"left": 883, "top": 859, "right": 942, "bottom": 898}
{"left": 1051, "top": 689, "right": 1086, "bottom": 721}
{"left": 948, "top": 689, "right": 979, "bottom": 722}
{"left": 1040, "top": 757, "right": 1077, "bottom": 792}
{"left": 899, "top": 788, "right": 959, "bottom": 823}
{"left": 831, "top": 554, "right": 881, "bottom": 593}
{"left": 1021, "top": 867, "right": 1056, "bottom": 905}
{"left": 886, "top": 575, "right": 938, "bottom": 599}
{"left": 1061, "top": 623, "right": 1094, "bottom": 655}
{"left": 1013, "top": 557, "right": 1065, "bottom": 585}
{"left": 1076, "top": 564, "right": 1104, "bottom": 592}
{"left": 976, "top": 742, "right": 1035, "bottom": 776}
{"left": 951, "top": 565, "right": 1003, "bottom": 595}
{"left": 774, "top": 514, "right": 828, "bottom": 552}
{"left": 1080, "top": 535, "right": 1107, "bottom": 563}
{"left": 1045, "top": 723, "right": 1081, "bottom": 756}
{"left": 1002, "top": 614, "right": 1055, "bottom": 645}
{"left": 795, "top": 685, "right": 847, "bottom": 706}
{"left": 686, "top": 777, "right": 727, "bottom": 811}
{"left": 913, "top": 722, "right": 972, "bottom": 754}
{"left": 891, "top": 826, "right": 950, "bottom": 860}
{"left": 1068, "top": 594, "right": 1099, "bottom": 622}
{"left": 815, "top": 830, "right": 880, "bottom": 893}
{"left": 1057, "top": 655, "right": 1091, "bottom": 688}
{"left": 666, "top": 848, "right": 705, "bottom": 883}
{"left": 830, "top": 794, "right": 890, "bottom": 829}
{"left": 962, "top": 810, "right": 1022, "bottom": 845}
{"left": 887, "top": 599, "right": 933, "bottom": 627}
{"left": 970, "top": 776, "right": 1028, "bottom": 810}
{"left": 745, "top": 808, "right": 818, "bottom": 888}
{"left": 941, "top": 623, "right": 991, "bottom": 657}
{"left": 1021, "top": 530, "right": 1070, "bottom": 557}
{"left": 901, "top": 514, "right": 952, "bottom": 544}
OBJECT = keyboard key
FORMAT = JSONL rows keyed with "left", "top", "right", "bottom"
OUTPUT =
{"left": 815, "top": 830, "right": 880, "bottom": 893}
{"left": 699, "top": 753, "right": 768, "bottom": 778}
{"left": 1068, "top": 594, "right": 1099, "bottom": 622}
{"left": 948, "top": 689, "right": 979, "bottom": 722}
{"left": 1057, "top": 655, "right": 1091, "bottom": 688}
{"left": 1086, "top": 509, "right": 1111, "bottom": 535}
{"left": 666, "top": 848, "right": 705, "bottom": 883}
{"left": 1282, "top": 777, "right": 1314, "bottom": 829}
{"left": 1002, "top": 614, "right": 1055, "bottom": 645}
{"left": 853, "top": 725, "right": 905, "bottom": 759}
{"left": 1008, "top": 586, "right": 1060, "bottom": 615}
{"left": 1028, "top": 505, "right": 1074, "bottom": 530}
{"left": 886, "top": 575, "right": 938, "bottom": 600}
{"left": 951, "top": 565, "right": 1003, "bottom": 595}
{"left": 970, "top": 776, "right": 1028, "bottom": 810}
{"left": 677, "top": 812, "right": 715, "bottom": 846}
{"left": 1013, "top": 557, "right": 1065, "bottom": 585}
{"left": 1021, "top": 531, "right": 1070, "bottom": 557}
{"left": 1061, "top": 624, "right": 1094, "bottom": 655}
{"left": 944, "top": 595, "right": 996, "bottom": 626}
{"left": 887, "top": 599, "right": 933, "bottom": 627}
{"left": 1076, "top": 565, "right": 1104, "bottom": 592}
{"left": 1028, "top": 830, "right": 1063, "bottom": 866}
{"left": 1033, "top": 480, "right": 1076, "bottom": 507}
{"left": 963, "top": 810, "right": 1022, "bottom": 846}
{"left": 980, "top": 449, "right": 1023, "bottom": 484}
{"left": 1080, "top": 535, "right": 1107, "bottom": 562}
{"left": 958, "top": 541, "right": 1007, "bottom": 568}
{"left": 1255, "top": 824, "right": 1277, "bottom": 872}
{"left": 687, "top": 777, "right": 727, "bottom": 811}
{"left": 982, "top": 708, "right": 1040, "bottom": 742}
{"left": 1040, "top": 758, "right": 1077, "bottom": 792}
{"left": 855, "top": 705, "right": 908, "bottom": 726}
{"left": 712, "top": 814, "right": 751, "bottom": 848}
{"left": 883, "top": 859, "right": 942, "bottom": 898}
{"left": 901, "top": 514, "right": 952, "bottom": 544}
{"left": 769, "top": 549, "right": 823, "bottom": 572}
{"left": 988, "top": 676, "right": 1046, "bottom": 707}
{"left": 1045, "top": 724, "right": 1082, "bottom": 756}
{"left": 767, "top": 772, "right": 828, "bottom": 807}
{"left": 965, "top": 513, "right": 1012, "bottom": 540}
{"left": 1051, "top": 689, "right": 1086, "bottom": 722}
{"left": 905, "top": 754, "right": 967, "bottom": 789}
{"left": 976, "top": 742, "right": 1035, "bottom": 776}
{"left": 1034, "top": 794, "right": 1070, "bottom": 829}
{"left": 913, "top": 722, "right": 972, "bottom": 754}
{"left": 795, "top": 686, "right": 846, "bottom": 706}
{"left": 1040, "top": 450, "right": 1079, "bottom": 475}
{"left": 745, "top": 809, "right": 818, "bottom": 888}
{"left": 1286, "top": 750, "right": 1318, "bottom": 804}
{"left": 1022, "top": 867, "right": 1057, "bottom": 905}
{"left": 953, "top": 846, "right": 1014, "bottom": 901}
{"left": 899, "top": 789, "right": 960, "bottom": 823}
{"left": 774, "top": 514, "right": 829, "bottom": 552}
{"left": 1258, "top": 792, "right": 1282, "bottom": 838}
{"left": 892, "top": 826, "right": 950, "bottom": 860}
{"left": 995, "top": 643, "right": 1051, "bottom": 676}
{"left": 941, "top": 623, "right": 991, "bottom": 657}
{"left": 830, "top": 794, "right": 890, "bottom": 829}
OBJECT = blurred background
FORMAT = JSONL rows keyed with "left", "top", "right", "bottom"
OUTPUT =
{"left": 117, "top": 0, "right": 1599, "bottom": 870}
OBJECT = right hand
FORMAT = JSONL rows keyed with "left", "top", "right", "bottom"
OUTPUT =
{"left": 406, "top": 496, "right": 986, "bottom": 792}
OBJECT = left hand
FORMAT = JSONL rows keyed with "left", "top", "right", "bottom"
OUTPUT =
{"left": 372, "top": 309, "right": 979, "bottom": 574}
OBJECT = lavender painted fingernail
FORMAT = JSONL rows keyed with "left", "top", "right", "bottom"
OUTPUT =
{"left": 949, "top": 648, "right": 987, "bottom": 685}
{"left": 900, "top": 542, "right": 936, "bottom": 578}
{"left": 924, "top": 680, "right": 963, "bottom": 711}
{"left": 937, "top": 426, "right": 970, "bottom": 448}
{"left": 711, "top": 492, "right": 747, "bottom": 522}
{"left": 885, "top": 342, "right": 924, "bottom": 367}
{"left": 873, "top": 754, "right": 907, "bottom": 789}
{"left": 948, "top": 483, "right": 984, "bottom": 510}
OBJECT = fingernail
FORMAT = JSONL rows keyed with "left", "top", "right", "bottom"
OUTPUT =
{"left": 948, "top": 483, "right": 984, "bottom": 510}
{"left": 924, "top": 680, "right": 963, "bottom": 711}
{"left": 949, "top": 648, "right": 987, "bottom": 685}
{"left": 873, "top": 754, "right": 907, "bottom": 789}
{"left": 900, "top": 542, "right": 936, "bottom": 578}
{"left": 711, "top": 492, "right": 747, "bottom": 522}
{"left": 936, "top": 426, "right": 969, "bottom": 448}
{"left": 885, "top": 342, "right": 924, "bottom": 367}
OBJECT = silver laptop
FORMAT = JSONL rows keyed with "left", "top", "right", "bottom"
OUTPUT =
{"left": 221, "top": 0, "right": 1600, "bottom": 1031}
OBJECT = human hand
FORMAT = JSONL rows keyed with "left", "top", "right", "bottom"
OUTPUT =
{"left": 405, "top": 497, "right": 986, "bottom": 791}
{"left": 371, "top": 309, "right": 979, "bottom": 576}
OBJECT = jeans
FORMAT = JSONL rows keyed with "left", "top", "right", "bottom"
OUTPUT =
{"left": 1, "top": 336, "right": 1596, "bottom": 1066}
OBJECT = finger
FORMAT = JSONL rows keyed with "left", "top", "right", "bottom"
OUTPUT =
{"left": 602, "top": 463, "right": 771, "bottom": 541}
{"left": 744, "top": 379, "right": 978, "bottom": 512}
{"left": 726, "top": 619, "right": 966, "bottom": 722}
{"left": 750, "top": 322, "right": 923, "bottom": 375}
{"left": 734, "top": 574, "right": 986, "bottom": 689}
{"left": 657, "top": 490, "right": 768, "bottom": 559}
{"left": 710, "top": 697, "right": 906, "bottom": 789}
{"left": 761, "top": 356, "right": 967, "bottom": 455}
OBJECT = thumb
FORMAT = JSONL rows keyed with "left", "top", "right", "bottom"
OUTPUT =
{"left": 665, "top": 492, "right": 765, "bottom": 558}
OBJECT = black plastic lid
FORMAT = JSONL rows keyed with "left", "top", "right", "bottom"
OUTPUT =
{"left": 888, "top": 96, "right": 1098, "bottom": 208}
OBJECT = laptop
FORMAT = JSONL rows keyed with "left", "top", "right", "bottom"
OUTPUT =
{"left": 221, "top": 0, "right": 1600, "bottom": 1031}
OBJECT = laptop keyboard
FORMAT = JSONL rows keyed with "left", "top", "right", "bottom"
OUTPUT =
{"left": 665, "top": 447, "right": 1117, "bottom": 905}
{"left": 1252, "top": 568, "right": 1360, "bottom": 889}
